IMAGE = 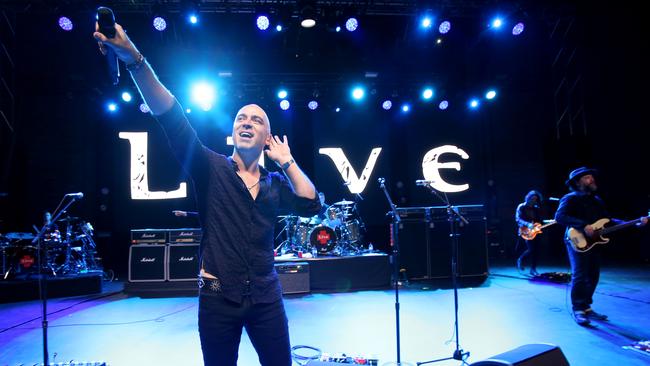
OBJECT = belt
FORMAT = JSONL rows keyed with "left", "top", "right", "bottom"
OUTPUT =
{"left": 198, "top": 276, "right": 222, "bottom": 293}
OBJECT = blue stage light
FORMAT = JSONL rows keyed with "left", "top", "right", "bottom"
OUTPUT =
{"left": 439, "top": 21, "right": 451, "bottom": 34}
{"left": 439, "top": 100, "right": 449, "bottom": 110}
{"left": 308, "top": 101, "right": 319, "bottom": 110}
{"left": 351, "top": 87, "right": 365, "bottom": 101}
{"left": 257, "top": 15, "right": 270, "bottom": 30}
{"left": 485, "top": 90, "right": 497, "bottom": 100}
{"left": 382, "top": 100, "right": 393, "bottom": 110}
{"left": 121, "top": 92, "right": 133, "bottom": 103}
{"left": 512, "top": 22, "right": 525, "bottom": 36}
{"left": 345, "top": 18, "right": 358, "bottom": 32}
{"left": 280, "top": 100, "right": 290, "bottom": 110}
{"left": 153, "top": 17, "right": 167, "bottom": 31}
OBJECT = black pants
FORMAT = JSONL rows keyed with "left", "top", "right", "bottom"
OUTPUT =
{"left": 565, "top": 240, "right": 601, "bottom": 311}
{"left": 518, "top": 238, "right": 539, "bottom": 270}
{"left": 198, "top": 290, "right": 291, "bottom": 366}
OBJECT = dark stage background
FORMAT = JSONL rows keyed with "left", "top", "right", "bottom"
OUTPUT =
{"left": 1, "top": 1, "right": 648, "bottom": 277}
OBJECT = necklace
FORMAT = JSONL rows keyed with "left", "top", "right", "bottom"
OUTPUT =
{"left": 246, "top": 180, "right": 260, "bottom": 190}
{"left": 237, "top": 171, "right": 260, "bottom": 190}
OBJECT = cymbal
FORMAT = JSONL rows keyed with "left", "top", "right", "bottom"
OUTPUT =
{"left": 5, "top": 232, "right": 35, "bottom": 240}
{"left": 56, "top": 216, "right": 80, "bottom": 223}
{"left": 333, "top": 200, "right": 355, "bottom": 206}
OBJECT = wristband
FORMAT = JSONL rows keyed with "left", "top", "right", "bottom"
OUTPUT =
{"left": 125, "top": 53, "right": 145, "bottom": 73}
{"left": 280, "top": 158, "right": 295, "bottom": 170}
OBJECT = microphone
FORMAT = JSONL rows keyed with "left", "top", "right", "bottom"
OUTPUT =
{"left": 97, "top": 7, "right": 120, "bottom": 85}
{"left": 415, "top": 179, "right": 435, "bottom": 186}
{"left": 65, "top": 192, "right": 84, "bottom": 199}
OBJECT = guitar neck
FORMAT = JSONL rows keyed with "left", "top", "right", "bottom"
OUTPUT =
{"left": 600, "top": 216, "right": 647, "bottom": 235}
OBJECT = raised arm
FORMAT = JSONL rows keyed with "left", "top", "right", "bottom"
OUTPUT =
{"left": 265, "top": 135, "right": 317, "bottom": 199}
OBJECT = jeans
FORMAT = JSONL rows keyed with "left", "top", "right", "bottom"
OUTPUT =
{"left": 198, "top": 289, "right": 291, "bottom": 366}
{"left": 565, "top": 240, "right": 601, "bottom": 311}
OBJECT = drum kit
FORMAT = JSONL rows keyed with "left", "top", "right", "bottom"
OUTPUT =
{"left": 277, "top": 200, "right": 366, "bottom": 256}
{"left": 1, "top": 216, "right": 101, "bottom": 280}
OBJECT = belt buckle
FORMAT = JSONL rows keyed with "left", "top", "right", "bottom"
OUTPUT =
{"left": 199, "top": 276, "right": 222, "bottom": 292}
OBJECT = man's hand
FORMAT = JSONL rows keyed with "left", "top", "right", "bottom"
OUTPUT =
{"left": 265, "top": 135, "right": 293, "bottom": 168}
{"left": 93, "top": 22, "right": 140, "bottom": 64}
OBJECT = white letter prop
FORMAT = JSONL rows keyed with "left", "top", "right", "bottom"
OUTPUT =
{"left": 421, "top": 145, "right": 469, "bottom": 193}
{"left": 319, "top": 147, "right": 382, "bottom": 194}
{"left": 119, "top": 132, "right": 187, "bottom": 199}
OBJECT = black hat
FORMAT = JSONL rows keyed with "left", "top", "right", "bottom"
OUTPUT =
{"left": 565, "top": 167, "right": 597, "bottom": 187}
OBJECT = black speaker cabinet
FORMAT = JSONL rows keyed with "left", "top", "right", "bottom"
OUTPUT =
{"left": 470, "top": 343, "right": 569, "bottom": 366}
{"left": 167, "top": 244, "right": 200, "bottom": 281}
{"left": 275, "top": 262, "right": 310, "bottom": 294}
{"left": 128, "top": 245, "right": 167, "bottom": 282}
{"left": 398, "top": 217, "right": 488, "bottom": 280}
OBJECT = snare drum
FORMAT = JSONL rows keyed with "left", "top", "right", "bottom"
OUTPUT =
{"left": 309, "top": 225, "right": 338, "bottom": 254}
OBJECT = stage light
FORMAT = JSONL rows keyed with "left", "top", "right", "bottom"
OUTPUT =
{"left": 191, "top": 81, "right": 216, "bottom": 111}
{"left": 153, "top": 16, "right": 167, "bottom": 31}
{"left": 401, "top": 104, "right": 411, "bottom": 113}
{"left": 439, "top": 20, "right": 451, "bottom": 34}
{"left": 107, "top": 102, "right": 118, "bottom": 112}
{"left": 439, "top": 100, "right": 449, "bottom": 110}
{"left": 485, "top": 90, "right": 497, "bottom": 100}
{"left": 280, "top": 100, "right": 290, "bottom": 110}
{"left": 512, "top": 22, "right": 525, "bottom": 35}
{"left": 276, "top": 24, "right": 283, "bottom": 32}
{"left": 469, "top": 98, "right": 480, "bottom": 109}
{"left": 345, "top": 18, "right": 358, "bottom": 32}
{"left": 186, "top": 108, "right": 192, "bottom": 114}
{"left": 382, "top": 100, "right": 393, "bottom": 110}
{"left": 421, "top": 16, "right": 433, "bottom": 29}
{"left": 351, "top": 87, "right": 365, "bottom": 101}
{"left": 121, "top": 92, "right": 133, "bottom": 102}
{"left": 256, "top": 15, "right": 270, "bottom": 30}
{"left": 335, "top": 107, "right": 341, "bottom": 112}
{"left": 422, "top": 88, "right": 434, "bottom": 100}
{"left": 308, "top": 101, "right": 319, "bottom": 110}
{"left": 490, "top": 17, "right": 503, "bottom": 29}
{"left": 139, "top": 103, "right": 150, "bottom": 113}
{"left": 436, "top": 38, "right": 443, "bottom": 44}
{"left": 277, "top": 89, "right": 288, "bottom": 99}
{"left": 300, "top": 5, "right": 317, "bottom": 28}
{"left": 58, "top": 16, "right": 73, "bottom": 31}
{"left": 188, "top": 14, "right": 199, "bottom": 24}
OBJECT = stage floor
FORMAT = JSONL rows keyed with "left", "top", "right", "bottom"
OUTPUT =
{"left": 1, "top": 261, "right": 649, "bottom": 366}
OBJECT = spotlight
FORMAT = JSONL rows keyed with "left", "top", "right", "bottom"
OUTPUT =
{"left": 191, "top": 81, "right": 216, "bottom": 111}
{"left": 256, "top": 15, "right": 270, "bottom": 30}
{"left": 335, "top": 107, "right": 341, "bottom": 112}
{"left": 490, "top": 17, "right": 503, "bottom": 29}
{"left": 469, "top": 98, "right": 480, "bottom": 109}
{"left": 277, "top": 89, "right": 288, "bottom": 99}
{"left": 422, "top": 88, "right": 434, "bottom": 100}
{"left": 280, "top": 100, "right": 291, "bottom": 110}
{"left": 436, "top": 38, "right": 443, "bottom": 44}
{"left": 139, "top": 103, "right": 150, "bottom": 113}
{"left": 438, "top": 21, "right": 451, "bottom": 34}
{"left": 485, "top": 90, "right": 497, "bottom": 100}
{"left": 106, "top": 102, "right": 118, "bottom": 112}
{"left": 335, "top": 26, "right": 341, "bottom": 32}
{"left": 188, "top": 14, "right": 199, "bottom": 24}
{"left": 420, "top": 16, "right": 433, "bottom": 29}
{"left": 186, "top": 108, "right": 192, "bottom": 114}
{"left": 345, "top": 18, "right": 358, "bottom": 32}
{"left": 153, "top": 16, "right": 167, "bottom": 31}
{"left": 121, "top": 92, "right": 133, "bottom": 102}
{"left": 351, "top": 87, "right": 365, "bottom": 101}
{"left": 512, "top": 22, "right": 525, "bottom": 35}
{"left": 276, "top": 24, "right": 283, "bottom": 32}
{"left": 300, "top": 6, "right": 317, "bottom": 28}
{"left": 382, "top": 100, "right": 393, "bottom": 110}
{"left": 439, "top": 100, "right": 449, "bottom": 110}
{"left": 401, "top": 104, "right": 411, "bottom": 113}
{"left": 308, "top": 101, "right": 319, "bottom": 110}
{"left": 58, "top": 16, "right": 73, "bottom": 31}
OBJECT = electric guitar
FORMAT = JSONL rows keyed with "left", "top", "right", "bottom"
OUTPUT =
{"left": 567, "top": 216, "right": 649, "bottom": 252}
{"left": 519, "top": 220, "right": 556, "bottom": 240}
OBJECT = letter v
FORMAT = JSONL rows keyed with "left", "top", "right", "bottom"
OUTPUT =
{"left": 319, "top": 148, "right": 382, "bottom": 194}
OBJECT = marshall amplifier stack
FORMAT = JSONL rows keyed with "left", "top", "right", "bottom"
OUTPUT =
{"left": 129, "top": 228, "right": 202, "bottom": 282}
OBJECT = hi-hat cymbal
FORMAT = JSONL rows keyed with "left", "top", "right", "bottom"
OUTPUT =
{"left": 333, "top": 200, "right": 355, "bottom": 206}
{"left": 5, "top": 232, "right": 35, "bottom": 240}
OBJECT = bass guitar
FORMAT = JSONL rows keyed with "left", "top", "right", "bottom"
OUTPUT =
{"left": 567, "top": 216, "right": 649, "bottom": 252}
{"left": 519, "top": 220, "right": 556, "bottom": 240}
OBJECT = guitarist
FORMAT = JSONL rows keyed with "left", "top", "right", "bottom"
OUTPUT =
{"left": 554, "top": 167, "right": 647, "bottom": 326}
{"left": 515, "top": 190, "right": 544, "bottom": 276}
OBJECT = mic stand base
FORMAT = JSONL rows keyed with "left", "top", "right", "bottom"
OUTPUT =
{"left": 417, "top": 350, "right": 470, "bottom": 366}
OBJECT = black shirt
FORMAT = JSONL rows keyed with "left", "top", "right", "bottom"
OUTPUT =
{"left": 554, "top": 191, "right": 611, "bottom": 236}
{"left": 156, "top": 101, "right": 321, "bottom": 304}
{"left": 515, "top": 203, "right": 542, "bottom": 229}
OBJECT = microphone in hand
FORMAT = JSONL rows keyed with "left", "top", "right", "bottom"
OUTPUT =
{"left": 96, "top": 7, "right": 120, "bottom": 85}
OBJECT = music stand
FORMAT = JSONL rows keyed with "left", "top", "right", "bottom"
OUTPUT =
{"left": 416, "top": 182, "right": 471, "bottom": 366}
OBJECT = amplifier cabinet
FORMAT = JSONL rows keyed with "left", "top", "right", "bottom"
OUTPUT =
{"left": 130, "top": 229, "right": 167, "bottom": 244}
{"left": 167, "top": 244, "right": 200, "bottom": 281}
{"left": 275, "top": 262, "right": 310, "bottom": 294}
{"left": 168, "top": 228, "right": 202, "bottom": 244}
{"left": 128, "top": 244, "right": 167, "bottom": 282}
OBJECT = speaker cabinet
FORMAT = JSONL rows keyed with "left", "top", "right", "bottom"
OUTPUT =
{"left": 167, "top": 244, "right": 200, "bottom": 281}
{"left": 470, "top": 343, "right": 569, "bottom": 366}
{"left": 275, "top": 262, "right": 310, "bottom": 294}
{"left": 398, "top": 218, "right": 488, "bottom": 280}
{"left": 128, "top": 245, "right": 167, "bottom": 282}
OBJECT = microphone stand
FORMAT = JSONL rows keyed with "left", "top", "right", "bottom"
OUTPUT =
{"left": 378, "top": 178, "right": 411, "bottom": 366}
{"left": 31, "top": 194, "right": 83, "bottom": 366}
{"left": 416, "top": 183, "right": 470, "bottom": 366}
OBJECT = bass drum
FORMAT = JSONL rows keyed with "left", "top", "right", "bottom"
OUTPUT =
{"left": 309, "top": 225, "right": 338, "bottom": 254}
